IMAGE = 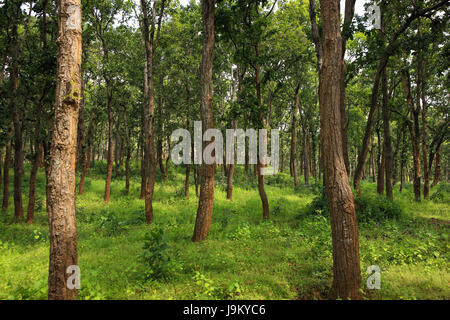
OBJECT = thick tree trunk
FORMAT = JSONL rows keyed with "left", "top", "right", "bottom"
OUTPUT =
{"left": 318, "top": 0, "right": 361, "bottom": 300}
{"left": 192, "top": 0, "right": 215, "bottom": 242}
{"left": 47, "top": 0, "right": 81, "bottom": 300}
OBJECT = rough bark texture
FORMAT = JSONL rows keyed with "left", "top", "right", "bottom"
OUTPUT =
{"left": 192, "top": 0, "right": 215, "bottom": 242}
{"left": 318, "top": 0, "right": 361, "bottom": 300}
{"left": 47, "top": 0, "right": 81, "bottom": 300}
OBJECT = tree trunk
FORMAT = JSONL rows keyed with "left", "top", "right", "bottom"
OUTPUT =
{"left": 104, "top": 89, "right": 114, "bottom": 204}
{"left": 317, "top": 0, "right": 361, "bottom": 300}
{"left": 401, "top": 68, "right": 421, "bottom": 201}
{"left": 2, "top": 122, "right": 12, "bottom": 212}
{"left": 431, "top": 145, "right": 441, "bottom": 187}
{"left": 381, "top": 63, "right": 393, "bottom": 199}
{"left": 124, "top": 107, "right": 131, "bottom": 195}
{"left": 291, "top": 88, "right": 299, "bottom": 188}
{"left": 9, "top": 3, "right": 24, "bottom": 220}
{"left": 140, "top": 0, "right": 166, "bottom": 224}
{"left": 47, "top": 0, "right": 81, "bottom": 300}
{"left": 192, "top": 0, "right": 215, "bottom": 242}
{"left": 26, "top": 103, "right": 43, "bottom": 224}
{"left": 78, "top": 111, "right": 95, "bottom": 195}
{"left": 418, "top": 20, "right": 429, "bottom": 198}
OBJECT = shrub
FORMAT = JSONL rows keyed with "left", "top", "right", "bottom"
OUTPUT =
{"left": 95, "top": 210, "right": 127, "bottom": 236}
{"left": 430, "top": 182, "right": 449, "bottom": 203}
{"left": 305, "top": 193, "right": 403, "bottom": 222}
{"left": 355, "top": 194, "right": 403, "bottom": 222}
{"left": 138, "top": 227, "right": 179, "bottom": 280}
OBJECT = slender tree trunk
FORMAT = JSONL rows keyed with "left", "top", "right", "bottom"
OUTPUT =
{"left": 26, "top": 103, "right": 43, "bottom": 224}
{"left": 141, "top": 0, "right": 166, "bottom": 224}
{"left": 226, "top": 120, "right": 237, "bottom": 200}
{"left": 78, "top": 111, "right": 95, "bottom": 195}
{"left": 9, "top": 2, "right": 24, "bottom": 220}
{"left": 2, "top": 122, "right": 12, "bottom": 211}
{"left": 104, "top": 89, "right": 114, "bottom": 204}
{"left": 291, "top": 89, "right": 299, "bottom": 188}
{"left": 123, "top": 107, "right": 131, "bottom": 195}
{"left": 431, "top": 145, "right": 441, "bottom": 187}
{"left": 192, "top": 0, "right": 215, "bottom": 242}
{"left": 401, "top": 68, "right": 421, "bottom": 201}
{"left": 47, "top": 0, "right": 81, "bottom": 300}
{"left": 317, "top": 0, "right": 361, "bottom": 300}
{"left": 381, "top": 65, "right": 393, "bottom": 199}
{"left": 418, "top": 20, "right": 429, "bottom": 198}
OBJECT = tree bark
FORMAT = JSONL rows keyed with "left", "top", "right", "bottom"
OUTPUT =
{"left": 192, "top": 0, "right": 215, "bottom": 242}
{"left": 47, "top": 0, "right": 81, "bottom": 300}
{"left": 317, "top": 0, "right": 361, "bottom": 300}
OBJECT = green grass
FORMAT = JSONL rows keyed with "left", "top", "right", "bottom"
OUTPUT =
{"left": 0, "top": 163, "right": 448, "bottom": 300}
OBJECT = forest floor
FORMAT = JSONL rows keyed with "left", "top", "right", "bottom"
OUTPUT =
{"left": 0, "top": 163, "right": 448, "bottom": 300}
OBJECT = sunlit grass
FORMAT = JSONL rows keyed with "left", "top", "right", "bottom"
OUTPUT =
{"left": 0, "top": 163, "right": 448, "bottom": 299}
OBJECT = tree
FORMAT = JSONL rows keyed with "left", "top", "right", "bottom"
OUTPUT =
{"left": 312, "top": 0, "right": 361, "bottom": 299}
{"left": 140, "top": 0, "right": 166, "bottom": 224}
{"left": 47, "top": 0, "right": 82, "bottom": 300}
{"left": 192, "top": 0, "right": 215, "bottom": 242}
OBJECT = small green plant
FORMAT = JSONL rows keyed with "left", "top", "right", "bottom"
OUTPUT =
{"left": 430, "top": 182, "right": 449, "bottom": 203}
{"left": 95, "top": 210, "right": 127, "bottom": 236}
{"left": 138, "top": 227, "right": 180, "bottom": 280}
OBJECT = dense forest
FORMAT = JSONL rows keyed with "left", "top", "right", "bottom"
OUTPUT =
{"left": 0, "top": 0, "right": 448, "bottom": 301}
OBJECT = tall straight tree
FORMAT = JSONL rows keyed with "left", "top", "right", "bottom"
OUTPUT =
{"left": 47, "top": 0, "right": 81, "bottom": 300}
{"left": 140, "top": 0, "right": 166, "bottom": 224}
{"left": 315, "top": 0, "right": 361, "bottom": 299}
{"left": 192, "top": 0, "right": 215, "bottom": 242}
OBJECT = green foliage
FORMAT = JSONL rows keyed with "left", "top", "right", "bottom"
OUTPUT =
{"left": 430, "top": 182, "right": 450, "bottom": 203}
{"left": 305, "top": 193, "right": 403, "bottom": 222}
{"left": 355, "top": 194, "right": 403, "bottom": 222}
{"left": 95, "top": 209, "right": 128, "bottom": 236}
{"left": 137, "top": 227, "right": 180, "bottom": 281}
